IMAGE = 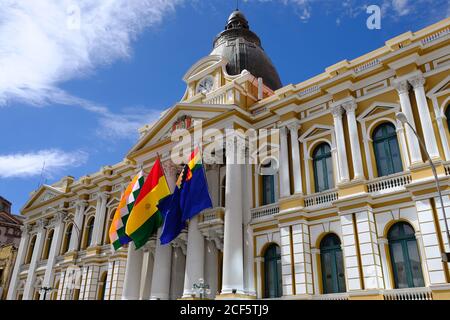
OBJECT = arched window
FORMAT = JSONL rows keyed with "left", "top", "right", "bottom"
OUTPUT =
{"left": 61, "top": 224, "right": 73, "bottom": 254}
{"left": 97, "top": 272, "right": 108, "bottom": 300}
{"left": 372, "top": 123, "right": 403, "bottom": 177}
{"left": 42, "top": 229, "right": 54, "bottom": 260}
{"left": 320, "top": 234, "right": 346, "bottom": 294}
{"left": 83, "top": 217, "right": 95, "bottom": 249}
{"left": 313, "top": 143, "right": 334, "bottom": 192}
{"left": 263, "top": 244, "right": 282, "bottom": 298}
{"left": 261, "top": 161, "right": 275, "bottom": 205}
{"left": 25, "top": 235, "right": 37, "bottom": 264}
{"left": 388, "top": 222, "right": 424, "bottom": 289}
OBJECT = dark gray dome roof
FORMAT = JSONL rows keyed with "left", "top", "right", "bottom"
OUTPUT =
{"left": 211, "top": 10, "right": 282, "bottom": 91}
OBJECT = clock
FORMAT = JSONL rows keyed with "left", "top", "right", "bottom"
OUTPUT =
{"left": 196, "top": 76, "right": 214, "bottom": 94}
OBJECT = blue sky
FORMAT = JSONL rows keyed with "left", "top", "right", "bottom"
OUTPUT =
{"left": 0, "top": 0, "right": 449, "bottom": 214}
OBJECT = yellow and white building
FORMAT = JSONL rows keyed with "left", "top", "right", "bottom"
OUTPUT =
{"left": 7, "top": 11, "right": 450, "bottom": 300}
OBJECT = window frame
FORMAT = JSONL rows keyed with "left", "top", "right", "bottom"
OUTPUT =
{"left": 320, "top": 233, "right": 346, "bottom": 294}
{"left": 312, "top": 143, "right": 334, "bottom": 193}
{"left": 372, "top": 122, "right": 403, "bottom": 177}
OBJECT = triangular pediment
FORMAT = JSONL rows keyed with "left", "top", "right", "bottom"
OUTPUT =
{"left": 357, "top": 102, "right": 399, "bottom": 122}
{"left": 299, "top": 125, "right": 334, "bottom": 142}
{"left": 22, "top": 185, "right": 64, "bottom": 211}
{"left": 427, "top": 75, "right": 450, "bottom": 97}
{"left": 127, "top": 103, "right": 235, "bottom": 158}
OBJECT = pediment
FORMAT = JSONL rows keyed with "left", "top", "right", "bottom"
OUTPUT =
{"left": 299, "top": 125, "right": 334, "bottom": 142}
{"left": 127, "top": 103, "right": 234, "bottom": 158}
{"left": 427, "top": 75, "right": 450, "bottom": 97}
{"left": 22, "top": 185, "right": 64, "bottom": 211}
{"left": 183, "top": 55, "right": 228, "bottom": 83}
{"left": 357, "top": 102, "right": 399, "bottom": 122}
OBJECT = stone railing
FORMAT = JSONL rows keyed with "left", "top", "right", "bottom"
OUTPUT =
{"left": 444, "top": 162, "right": 450, "bottom": 176}
{"left": 251, "top": 203, "right": 280, "bottom": 221}
{"left": 201, "top": 207, "right": 225, "bottom": 222}
{"left": 204, "top": 92, "right": 227, "bottom": 105}
{"left": 383, "top": 287, "right": 432, "bottom": 300}
{"left": 354, "top": 59, "right": 381, "bottom": 73}
{"left": 367, "top": 172, "right": 412, "bottom": 195}
{"left": 299, "top": 85, "right": 320, "bottom": 97}
{"left": 312, "top": 292, "right": 349, "bottom": 300}
{"left": 304, "top": 189, "right": 338, "bottom": 208}
{"left": 421, "top": 27, "right": 450, "bottom": 46}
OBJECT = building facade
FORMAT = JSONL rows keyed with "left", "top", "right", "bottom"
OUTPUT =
{"left": 7, "top": 12, "right": 450, "bottom": 300}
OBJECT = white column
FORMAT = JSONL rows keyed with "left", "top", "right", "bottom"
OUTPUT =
{"left": 279, "top": 226, "right": 294, "bottom": 296}
{"left": 331, "top": 105, "right": 350, "bottom": 183}
{"left": 395, "top": 80, "right": 423, "bottom": 164}
{"left": 41, "top": 212, "right": 66, "bottom": 299}
{"left": 377, "top": 238, "right": 393, "bottom": 290}
{"left": 243, "top": 163, "right": 256, "bottom": 296}
{"left": 396, "top": 120, "right": 411, "bottom": 169}
{"left": 150, "top": 231, "right": 173, "bottom": 300}
{"left": 279, "top": 125, "right": 291, "bottom": 198}
{"left": 339, "top": 213, "right": 363, "bottom": 291}
{"left": 69, "top": 201, "right": 87, "bottom": 252}
{"left": 287, "top": 122, "right": 303, "bottom": 194}
{"left": 343, "top": 101, "right": 364, "bottom": 180}
{"left": 221, "top": 138, "right": 245, "bottom": 295}
{"left": 182, "top": 216, "right": 205, "bottom": 298}
{"left": 121, "top": 242, "right": 144, "bottom": 300}
{"left": 291, "top": 222, "right": 313, "bottom": 295}
{"left": 92, "top": 192, "right": 108, "bottom": 246}
{"left": 170, "top": 245, "right": 186, "bottom": 299}
{"left": 7, "top": 225, "right": 30, "bottom": 300}
{"left": 23, "top": 220, "right": 47, "bottom": 300}
{"left": 311, "top": 248, "right": 320, "bottom": 295}
{"left": 255, "top": 257, "right": 263, "bottom": 299}
{"left": 140, "top": 248, "right": 154, "bottom": 300}
{"left": 204, "top": 240, "right": 218, "bottom": 299}
{"left": 410, "top": 75, "right": 440, "bottom": 159}
{"left": 432, "top": 97, "right": 450, "bottom": 160}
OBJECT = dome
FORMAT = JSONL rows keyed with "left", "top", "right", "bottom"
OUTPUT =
{"left": 211, "top": 10, "right": 282, "bottom": 91}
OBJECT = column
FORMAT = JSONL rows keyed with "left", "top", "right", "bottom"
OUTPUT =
{"left": 150, "top": 229, "right": 172, "bottom": 300}
{"left": 243, "top": 162, "right": 256, "bottom": 297}
{"left": 121, "top": 242, "right": 144, "bottom": 300}
{"left": 339, "top": 213, "right": 363, "bottom": 291}
{"left": 221, "top": 138, "right": 245, "bottom": 295}
{"left": 291, "top": 222, "right": 313, "bottom": 295}
{"left": 395, "top": 80, "right": 423, "bottom": 164}
{"left": 92, "top": 192, "right": 108, "bottom": 246}
{"left": 377, "top": 238, "right": 393, "bottom": 289}
{"left": 432, "top": 98, "right": 450, "bottom": 160}
{"left": 355, "top": 210, "right": 384, "bottom": 289}
{"left": 279, "top": 125, "right": 291, "bottom": 198}
{"left": 69, "top": 200, "right": 87, "bottom": 252}
{"left": 7, "top": 225, "right": 30, "bottom": 300}
{"left": 23, "top": 219, "right": 47, "bottom": 300}
{"left": 279, "top": 226, "right": 294, "bottom": 296}
{"left": 343, "top": 101, "right": 364, "bottom": 180}
{"left": 331, "top": 105, "right": 350, "bottom": 183}
{"left": 204, "top": 240, "right": 218, "bottom": 299}
{"left": 140, "top": 249, "right": 154, "bottom": 300}
{"left": 415, "top": 198, "right": 447, "bottom": 284}
{"left": 41, "top": 212, "right": 66, "bottom": 299}
{"left": 80, "top": 265, "right": 100, "bottom": 300}
{"left": 287, "top": 122, "right": 303, "bottom": 194}
{"left": 182, "top": 216, "right": 205, "bottom": 298}
{"left": 170, "top": 245, "right": 186, "bottom": 299}
{"left": 396, "top": 119, "right": 411, "bottom": 169}
{"left": 310, "top": 248, "right": 320, "bottom": 295}
{"left": 255, "top": 257, "right": 263, "bottom": 299}
{"left": 410, "top": 75, "right": 440, "bottom": 159}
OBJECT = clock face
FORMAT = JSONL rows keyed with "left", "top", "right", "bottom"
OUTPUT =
{"left": 197, "top": 77, "right": 214, "bottom": 94}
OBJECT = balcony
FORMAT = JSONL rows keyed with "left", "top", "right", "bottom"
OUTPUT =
{"left": 250, "top": 203, "right": 279, "bottom": 222}
{"left": 304, "top": 189, "right": 338, "bottom": 208}
{"left": 383, "top": 287, "right": 432, "bottom": 300}
{"left": 312, "top": 292, "right": 349, "bottom": 300}
{"left": 200, "top": 207, "right": 225, "bottom": 223}
{"left": 367, "top": 172, "right": 412, "bottom": 195}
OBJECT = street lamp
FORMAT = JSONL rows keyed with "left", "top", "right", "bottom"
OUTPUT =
{"left": 192, "top": 278, "right": 211, "bottom": 299}
{"left": 396, "top": 112, "right": 450, "bottom": 262}
{"left": 37, "top": 286, "right": 54, "bottom": 300}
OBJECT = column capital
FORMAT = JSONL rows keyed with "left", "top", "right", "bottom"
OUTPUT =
{"left": 74, "top": 200, "right": 88, "bottom": 212}
{"left": 394, "top": 79, "right": 411, "bottom": 94}
{"left": 342, "top": 100, "right": 357, "bottom": 114}
{"left": 20, "top": 224, "right": 32, "bottom": 234}
{"left": 378, "top": 237, "right": 388, "bottom": 245}
{"left": 311, "top": 248, "right": 320, "bottom": 254}
{"left": 286, "top": 121, "right": 301, "bottom": 133}
{"left": 330, "top": 104, "right": 344, "bottom": 118}
{"left": 48, "top": 212, "right": 66, "bottom": 228}
{"left": 33, "top": 219, "right": 47, "bottom": 233}
{"left": 409, "top": 75, "right": 426, "bottom": 89}
{"left": 97, "top": 191, "right": 108, "bottom": 203}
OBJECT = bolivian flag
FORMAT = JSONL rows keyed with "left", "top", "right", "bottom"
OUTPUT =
{"left": 125, "top": 158, "right": 171, "bottom": 249}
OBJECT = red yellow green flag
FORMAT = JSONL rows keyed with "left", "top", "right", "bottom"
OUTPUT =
{"left": 125, "top": 157, "right": 171, "bottom": 249}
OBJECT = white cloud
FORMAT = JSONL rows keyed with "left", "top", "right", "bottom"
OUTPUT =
{"left": 0, "top": 149, "right": 88, "bottom": 178}
{"left": 392, "top": 0, "right": 411, "bottom": 16}
{"left": 0, "top": 0, "right": 182, "bottom": 107}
